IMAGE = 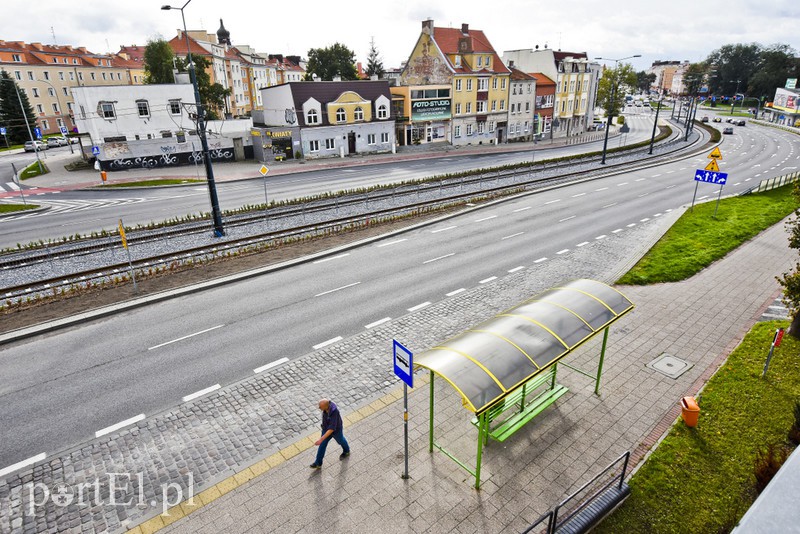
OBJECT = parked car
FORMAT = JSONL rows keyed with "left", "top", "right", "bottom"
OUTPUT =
{"left": 726, "top": 118, "right": 734, "bottom": 123}
{"left": 701, "top": 116, "right": 709, "bottom": 122}
{"left": 46, "top": 137, "right": 64, "bottom": 148}
{"left": 735, "top": 119, "right": 746, "bottom": 126}
{"left": 712, "top": 117, "right": 722, "bottom": 123}
{"left": 24, "top": 140, "right": 46, "bottom": 152}
{"left": 723, "top": 127, "right": 734, "bottom": 135}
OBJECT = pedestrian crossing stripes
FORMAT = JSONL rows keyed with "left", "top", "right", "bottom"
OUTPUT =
{"left": 760, "top": 298, "right": 790, "bottom": 322}
{"left": 1, "top": 181, "right": 21, "bottom": 192}
{"left": 0, "top": 197, "right": 147, "bottom": 221}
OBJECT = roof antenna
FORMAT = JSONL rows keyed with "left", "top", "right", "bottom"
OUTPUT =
{"left": 50, "top": 26, "right": 57, "bottom": 45}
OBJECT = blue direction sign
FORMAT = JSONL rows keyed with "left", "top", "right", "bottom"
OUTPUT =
{"left": 393, "top": 339, "right": 413, "bottom": 388}
{"left": 34, "top": 127, "right": 42, "bottom": 139}
{"left": 91, "top": 146, "right": 100, "bottom": 156}
{"left": 0, "top": 127, "right": 5, "bottom": 135}
{"left": 694, "top": 169, "right": 728, "bottom": 185}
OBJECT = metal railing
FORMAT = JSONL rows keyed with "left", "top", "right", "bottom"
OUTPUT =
{"left": 741, "top": 171, "right": 800, "bottom": 195}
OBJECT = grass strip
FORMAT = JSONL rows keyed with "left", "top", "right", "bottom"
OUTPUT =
{"left": 0, "top": 203, "right": 38, "bottom": 213}
{"left": 595, "top": 321, "right": 799, "bottom": 534}
{"left": 617, "top": 184, "right": 798, "bottom": 285}
{"left": 19, "top": 160, "right": 48, "bottom": 180}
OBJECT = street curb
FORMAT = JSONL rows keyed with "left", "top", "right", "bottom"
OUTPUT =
{"left": 0, "top": 205, "right": 49, "bottom": 219}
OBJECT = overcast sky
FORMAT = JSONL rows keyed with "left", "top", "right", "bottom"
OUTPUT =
{"left": 2, "top": 0, "right": 798, "bottom": 71}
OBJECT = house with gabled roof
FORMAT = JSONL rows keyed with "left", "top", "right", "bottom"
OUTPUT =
{"left": 399, "top": 20, "right": 511, "bottom": 146}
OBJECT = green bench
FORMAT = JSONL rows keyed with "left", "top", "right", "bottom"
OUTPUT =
{"left": 472, "top": 367, "right": 568, "bottom": 443}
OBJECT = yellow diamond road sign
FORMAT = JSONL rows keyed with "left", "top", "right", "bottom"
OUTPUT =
{"left": 704, "top": 159, "right": 720, "bottom": 172}
{"left": 259, "top": 165, "right": 269, "bottom": 176}
{"left": 708, "top": 147, "right": 722, "bottom": 160}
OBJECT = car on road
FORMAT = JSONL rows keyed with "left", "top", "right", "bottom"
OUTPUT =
{"left": 735, "top": 119, "right": 746, "bottom": 126}
{"left": 723, "top": 127, "right": 734, "bottom": 135}
{"left": 712, "top": 117, "right": 722, "bottom": 123}
{"left": 24, "top": 140, "right": 47, "bottom": 152}
{"left": 46, "top": 137, "right": 65, "bottom": 148}
{"left": 701, "top": 116, "right": 709, "bottom": 122}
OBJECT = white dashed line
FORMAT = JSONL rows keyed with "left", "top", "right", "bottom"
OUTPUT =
{"left": 559, "top": 216, "right": 575, "bottom": 222}
{"left": 595, "top": 235, "right": 607, "bottom": 240}
{"left": 595, "top": 187, "right": 608, "bottom": 191}
{"left": 377, "top": 239, "right": 407, "bottom": 248}
{"left": 431, "top": 226, "right": 457, "bottom": 234}
{"left": 627, "top": 223, "right": 636, "bottom": 228}
{"left": 612, "top": 229, "right": 623, "bottom": 233}
{"left": 513, "top": 206, "right": 532, "bottom": 212}
{"left": 556, "top": 249, "right": 569, "bottom": 255}
{"left": 698, "top": 195, "right": 708, "bottom": 200}
{"left": 534, "top": 257, "right": 548, "bottom": 263}
{"left": 313, "top": 336, "right": 343, "bottom": 350}
{"left": 95, "top": 414, "right": 146, "bottom": 438}
{"left": 479, "top": 276, "right": 497, "bottom": 284}
{"left": 652, "top": 174, "right": 662, "bottom": 177}
{"left": 602, "top": 203, "right": 617, "bottom": 209}
{"left": 446, "top": 288, "right": 466, "bottom": 296}
{"left": 617, "top": 182, "right": 628, "bottom": 186}
{"left": 640, "top": 218, "right": 650, "bottom": 222}
{"left": 0, "top": 453, "right": 47, "bottom": 478}
{"left": 313, "top": 253, "right": 350, "bottom": 264}
{"left": 476, "top": 215, "right": 497, "bottom": 222}
{"left": 571, "top": 192, "right": 586, "bottom": 198}
{"left": 148, "top": 324, "right": 225, "bottom": 351}
{"left": 315, "top": 282, "right": 361, "bottom": 297}
{"left": 508, "top": 266, "right": 525, "bottom": 273}
{"left": 423, "top": 253, "right": 455, "bottom": 264}
{"left": 408, "top": 302, "right": 431, "bottom": 312}
{"left": 654, "top": 213, "right": 662, "bottom": 217}
{"left": 576, "top": 241, "right": 589, "bottom": 247}
{"left": 365, "top": 317, "right": 392, "bottom": 329}
{"left": 635, "top": 178, "right": 645, "bottom": 182}
{"left": 182, "top": 384, "right": 221, "bottom": 403}
{"left": 254, "top": 357, "right": 290, "bottom": 374}
{"left": 502, "top": 232, "right": 524, "bottom": 240}
{"left": 637, "top": 192, "right": 649, "bottom": 197}
{"left": 544, "top": 199, "right": 561, "bottom": 205}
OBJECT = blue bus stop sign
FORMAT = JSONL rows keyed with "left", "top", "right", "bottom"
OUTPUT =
{"left": 0, "top": 127, "right": 6, "bottom": 135}
{"left": 34, "top": 127, "right": 42, "bottom": 139}
{"left": 393, "top": 339, "right": 413, "bottom": 388}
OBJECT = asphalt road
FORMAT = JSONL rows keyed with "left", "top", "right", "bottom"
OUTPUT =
{"left": 0, "top": 115, "right": 798, "bottom": 470}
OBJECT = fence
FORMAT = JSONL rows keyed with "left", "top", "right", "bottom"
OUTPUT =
{"left": 745, "top": 171, "right": 800, "bottom": 195}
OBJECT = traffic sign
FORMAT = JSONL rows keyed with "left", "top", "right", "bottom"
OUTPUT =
{"left": 259, "top": 165, "right": 269, "bottom": 176}
{"left": 708, "top": 147, "right": 722, "bottom": 160}
{"left": 393, "top": 339, "right": 413, "bottom": 388}
{"left": 704, "top": 159, "right": 720, "bottom": 172}
{"left": 694, "top": 170, "right": 728, "bottom": 185}
{"left": 60, "top": 126, "right": 68, "bottom": 135}
{"left": 118, "top": 220, "right": 128, "bottom": 250}
{"left": 34, "top": 127, "right": 42, "bottom": 139}
{"left": 91, "top": 146, "right": 100, "bottom": 156}
{"left": 0, "top": 127, "right": 5, "bottom": 135}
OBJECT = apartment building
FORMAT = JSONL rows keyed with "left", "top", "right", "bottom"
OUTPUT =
{"left": 507, "top": 65, "right": 536, "bottom": 141}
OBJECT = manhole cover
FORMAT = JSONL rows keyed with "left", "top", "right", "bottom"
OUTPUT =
{"left": 646, "top": 353, "right": 692, "bottom": 379}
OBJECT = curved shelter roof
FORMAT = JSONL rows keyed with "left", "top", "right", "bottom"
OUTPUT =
{"left": 414, "top": 279, "right": 634, "bottom": 415}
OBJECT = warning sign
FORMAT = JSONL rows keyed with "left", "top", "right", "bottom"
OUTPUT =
{"left": 118, "top": 219, "right": 128, "bottom": 249}
{"left": 708, "top": 147, "right": 722, "bottom": 160}
{"left": 704, "top": 159, "right": 720, "bottom": 172}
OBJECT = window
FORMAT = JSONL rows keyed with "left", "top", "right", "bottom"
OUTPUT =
{"left": 52, "top": 58, "right": 58, "bottom": 64}
{"left": 456, "top": 79, "right": 462, "bottom": 91}
{"left": 169, "top": 100, "right": 181, "bottom": 114}
{"left": 28, "top": 71, "right": 34, "bottom": 80}
{"left": 57, "top": 118, "right": 64, "bottom": 128}
{"left": 325, "top": 138, "right": 335, "bottom": 149}
{"left": 58, "top": 72, "right": 64, "bottom": 81}
{"left": 501, "top": 78, "right": 506, "bottom": 89}
{"left": 466, "top": 79, "right": 472, "bottom": 91}
{"left": 102, "top": 72, "right": 107, "bottom": 80}
{"left": 489, "top": 121, "right": 495, "bottom": 132}
{"left": 476, "top": 101, "right": 487, "bottom": 113}
{"left": 306, "top": 109, "right": 319, "bottom": 124}
{"left": 69, "top": 72, "right": 74, "bottom": 81}
{"left": 47, "top": 88, "right": 55, "bottom": 97}
{"left": 41, "top": 120, "right": 49, "bottom": 130}
{"left": 478, "top": 78, "right": 488, "bottom": 91}
{"left": 454, "top": 125, "right": 461, "bottom": 138}
{"left": 525, "top": 102, "right": 531, "bottom": 112}
{"left": 455, "top": 103, "right": 461, "bottom": 115}
{"left": 117, "top": 73, "right": 122, "bottom": 80}
{"left": 161, "top": 131, "right": 172, "bottom": 138}
{"left": 52, "top": 103, "right": 59, "bottom": 113}
{"left": 454, "top": 55, "right": 461, "bottom": 67}
{"left": 477, "top": 56, "right": 482, "bottom": 67}
{"left": 367, "top": 133, "right": 375, "bottom": 144}
{"left": 12, "top": 54, "right": 21, "bottom": 62}
{"left": 381, "top": 132, "right": 389, "bottom": 143}
{"left": 78, "top": 72, "right": 83, "bottom": 81}
{"left": 477, "top": 122, "right": 485, "bottom": 134}
{"left": 354, "top": 106, "right": 364, "bottom": 121}
{"left": 43, "top": 71, "right": 50, "bottom": 80}
{"left": 524, "top": 120, "right": 530, "bottom": 132}
{"left": 570, "top": 80, "right": 575, "bottom": 92}
{"left": 491, "top": 100, "right": 496, "bottom": 111}
{"left": 335, "top": 108, "right": 345, "bottom": 122}
{"left": 136, "top": 100, "right": 150, "bottom": 117}
{"left": 100, "top": 102, "right": 116, "bottom": 119}
{"left": 528, "top": 83, "right": 532, "bottom": 94}
{"left": 13, "top": 71, "right": 21, "bottom": 80}
{"left": 62, "top": 87, "right": 68, "bottom": 96}
{"left": 73, "top": 58, "right": 78, "bottom": 64}
{"left": 90, "top": 73, "right": 96, "bottom": 80}
{"left": 67, "top": 102, "right": 73, "bottom": 113}
{"left": 485, "top": 56, "right": 490, "bottom": 67}
{"left": 466, "top": 102, "right": 472, "bottom": 114}
{"left": 309, "top": 140, "right": 319, "bottom": 152}
{"left": 467, "top": 124, "right": 473, "bottom": 136}
{"left": 377, "top": 104, "right": 388, "bottom": 119}
{"left": 32, "top": 88, "right": 40, "bottom": 97}
{"left": 492, "top": 77, "right": 497, "bottom": 90}
{"left": 36, "top": 104, "right": 43, "bottom": 113}
{"left": 500, "top": 100, "right": 505, "bottom": 111}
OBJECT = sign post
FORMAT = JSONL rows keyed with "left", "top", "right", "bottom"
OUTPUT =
{"left": 259, "top": 165, "right": 269, "bottom": 212}
{"left": 762, "top": 328, "right": 785, "bottom": 377}
{"left": 10, "top": 162, "right": 26, "bottom": 206}
{"left": 118, "top": 219, "right": 137, "bottom": 293}
{"left": 393, "top": 339, "right": 413, "bottom": 480}
{"left": 691, "top": 148, "right": 726, "bottom": 212}
{"left": 0, "top": 127, "right": 8, "bottom": 148}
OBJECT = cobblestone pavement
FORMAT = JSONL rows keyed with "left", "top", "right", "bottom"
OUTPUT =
{"left": 0, "top": 200, "right": 795, "bottom": 533}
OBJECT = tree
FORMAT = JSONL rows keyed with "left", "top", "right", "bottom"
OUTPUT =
{"left": 0, "top": 70, "right": 37, "bottom": 145}
{"left": 186, "top": 55, "right": 230, "bottom": 120}
{"left": 705, "top": 43, "right": 761, "bottom": 96}
{"left": 778, "top": 181, "right": 800, "bottom": 337}
{"left": 636, "top": 71, "right": 656, "bottom": 94}
{"left": 365, "top": 38, "right": 385, "bottom": 79}
{"left": 304, "top": 43, "right": 358, "bottom": 81}
{"left": 749, "top": 44, "right": 800, "bottom": 100}
{"left": 143, "top": 38, "right": 176, "bottom": 84}
{"left": 596, "top": 64, "right": 637, "bottom": 118}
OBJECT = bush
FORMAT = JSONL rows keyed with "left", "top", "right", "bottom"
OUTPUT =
{"left": 753, "top": 443, "right": 792, "bottom": 494}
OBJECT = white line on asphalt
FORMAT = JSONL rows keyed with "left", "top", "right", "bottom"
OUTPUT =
{"left": 654, "top": 213, "right": 662, "bottom": 217}
{"left": 559, "top": 216, "right": 575, "bottom": 222}
{"left": 544, "top": 199, "right": 561, "bottom": 204}
{"left": 148, "top": 324, "right": 225, "bottom": 351}
{"left": 513, "top": 206, "right": 532, "bottom": 212}
{"left": 595, "top": 235, "right": 607, "bottom": 240}
{"left": 313, "top": 253, "right": 350, "bottom": 264}
{"left": 476, "top": 215, "right": 497, "bottom": 222}
{"left": 377, "top": 239, "right": 407, "bottom": 248}
{"left": 502, "top": 232, "right": 524, "bottom": 240}
{"left": 479, "top": 276, "right": 497, "bottom": 284}
{"left": 617, "top": 182, "right": 628, "bottom": 186}
{"left": 571, "top": 192, "right": 586, "bottom": 198}
{"left": 652, "top": 174, "right": 662, "bottom": 177}
{"left": 95, "top": 414, "right": 145, "bottom": 438}
{"left": 313, "top": 336, "right": 343, "bottom": 350}
{"left": 612, "top": 229, "right": 623, "bottom": 233}
{"left": 576, "top": 241, "right": 589, "bottom": 247}
{"left": 182, "top": 384, "right": 221, "bottom": 403}
{"left": 699, "top": 195, "right": 709, "bottom": 200}
{"left": 431, "top": 226, "right": 457, "bottom": 233}
{"left": 627, "top": 223, "right": 636, "bottom": 228}
{"left": 666, "top": 184, "right": 676, "bottom": 189}
{"left": 365, "top": 317, "right": 392, "bottom": 329}
{"left": 508, "top": 266, "right": 525, "bottom": 273}
{"left": 408, "top": 302, "right": 431, "bottom": 312}
{"left": 0, "top": 453, "right": 47, "bottom": 478}
{"left": 556, "top": 249, "right": 569, "bottom": 255}
{"left": 637, "top": 192, "right": 649, "bottom": 197}
{"left": 446, "top": 288, "right": 466, "bottom": 296}
{"left": 666, "top": 170, "right": 675, "bottom": 174}
{"left": 602, "top": 203, "right": 617, "bottom": 209}
{"left": 744, "top": 178, "right": 751, "bottom": 182}
{"left": 254, "top": 357, "right": 290, "bottom": 374}
{"left": 423, "top": 253, "right": 455, "bottom": 264}
{"left": 314, "top": 282, "right": 361, "bottom": 297}
{"left": 635, "top": 178, "right": 645, "bottom": 182}
{"left": 595, "top": 187, "right": 608, "bottom": 191}
{"left": 534, "top": 257, "right": 547, "bottom": 263}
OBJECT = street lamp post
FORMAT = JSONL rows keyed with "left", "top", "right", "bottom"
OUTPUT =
{"left": 162, "top": 0, "right": 225, "bottom": 237}
{"left": 648, "top": 98, "right": 662, "bottom": 154}
{"left": 595, "top": 54, "right": 641, "bottom": 164}
{"left": 0, "top": 77, "right": 43, "bottom": 172}
{"left": 729, "top": 80, "right": 741, "bottom": 115}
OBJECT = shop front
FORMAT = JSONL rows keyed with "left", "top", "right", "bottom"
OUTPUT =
{"left": 251, "top": 127, "right": 300, "bottom": 162}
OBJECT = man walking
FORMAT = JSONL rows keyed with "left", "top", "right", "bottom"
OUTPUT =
{"left": 310, "top": 398, "right": 350, "bottom": 469}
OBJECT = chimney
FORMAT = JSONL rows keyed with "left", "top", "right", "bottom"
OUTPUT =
{"left": 422, "top": 19, "right": 434, "bottom": 37}
{"left": 31, "top": 42, "right": 43, "bottom": 51}
{"left": 461, "top": 23, "right": 469, "bottom": 34}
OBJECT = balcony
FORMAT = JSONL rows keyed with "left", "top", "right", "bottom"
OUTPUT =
{"left": 476, "top": 91, "right": 488, "bottom": 101}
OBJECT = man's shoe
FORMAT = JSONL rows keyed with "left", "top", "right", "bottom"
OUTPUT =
{"left": 340, "top": 452, "right": 350, "bottom": 459}
{"left": 309, "top": 463, "right": 321, "bottom": 469}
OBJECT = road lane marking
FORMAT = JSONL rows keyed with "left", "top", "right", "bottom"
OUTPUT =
{"left": 365, "top": 317, "right": 391, "bottom": 329}
{"left": 508, "top": 266, "right": 525, "bottom": 273}
{"left": 576, "top": 241, "right": 589, "bottom": 247}
{"left": 544, "top": 199, "right": 561, "bottom": 204}
{"left": 315, "top": 282, "right": 360, "bottom": 297}
{"left": 0, "top": 453, "right": 47, "bottom": 478}
{"left": 666, "top": 184, "right": 676, "bottom": 189}
{"left": 502, "top": 232, "right": 524, "bottom": 240}
{"left": 698, "top": 195, "right": 708, "bottom": 200}
{"left": 148, "top": 324, "right": 225, "bottom": 351}
{"left": 652, "top": 174, "right": 662, "bottom": 177}
{"left": 431, "top": 226, "right": 457, "bottom": 233}
{"left": 479, "top": 276, "right": 497, "bottom": 284}
{"left": 559, "top": 216, "right": 575, "bottom": 222}
{"left": 408, "top": 302, "right": 431, "bottom": 312}
{"left": 313, "top": 253, "right": 350, "bottom": 264}
{"left": 513, "top": 206, "right": 532, "bottom": 212}
{"left": 595, "top": 235, "right": 607, "bottom": 240}
{"left": 602, "top": 203, "right": 617, "bottom": 209}
{"left": 612, "top": 229, "right": 623, "bottom": 233}
{"left": 423, "top": 253, "right": 455, "bottom": 264}
{"left": 313, "top": 336, "right": 342, "bottom": 350}
{"left": 627, "top": 223, "right": 636, "bottom": 227}
{"left": 654, "top": 213, "right": 662, "bottom": 217}
{"left": 637, "top": 192, "right": 649, "bottom": 197}
{"left": 475, "top": 215, "right": 497, "bottom": 222}
{"left": 617, "top": 182, "right": 628, "bottom": 186}
{"left": 595, "top": 187, "right": 608, "bottom": 191}
{"left": 635, "top": 178, "right": 645, "bottom": 182}
{"left": 556, "top": 249, "right": 569, "bottom": 255}
{"left": 534, "top": 257, "right": 547, "bottom": 263}
{"left": 571, "top": 192, "right": 586, "bottom": 198}
{"left": 640, "top": 218, "right": 650, "bottom": 222}
{"left": 95, "top": 414, "right": 146, "bottom": 438}
{"left": 377, "top": 239, "right": 407, "bottom": 248}
{"left": 446, "top": 288, "right": 466, "bottom": 296}
{"left": 182, "top": 384, "right": 221, "bottom": 403}
{"left": 254, "top": 357, "right": 290, "bottom": 374}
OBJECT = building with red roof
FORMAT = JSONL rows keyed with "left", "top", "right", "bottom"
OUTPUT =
{"left": 530, "top": 72, "right": 556, "bottom": 137}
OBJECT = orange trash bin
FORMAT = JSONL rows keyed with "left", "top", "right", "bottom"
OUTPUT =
{"left": 680, "top": 396, "right": 700, "bottom": 427}
{"left": 100, "top": 171, "right": 107, "bottom": 182}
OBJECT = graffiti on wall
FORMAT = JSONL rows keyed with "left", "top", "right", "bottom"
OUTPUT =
{"left": 104, "top": 148, "right": 235, "bottom": 171}
{"left": 402, "top": 33, "right": 452, "bottom": 86}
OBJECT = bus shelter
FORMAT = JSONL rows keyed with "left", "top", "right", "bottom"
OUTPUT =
{"left": 414, "top": 279, "right": 634, "bottom": 489}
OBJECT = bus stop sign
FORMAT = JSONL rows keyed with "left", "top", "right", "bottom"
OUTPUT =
{"left": 393, "top": 339, "right": 413, "bottom": 387}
